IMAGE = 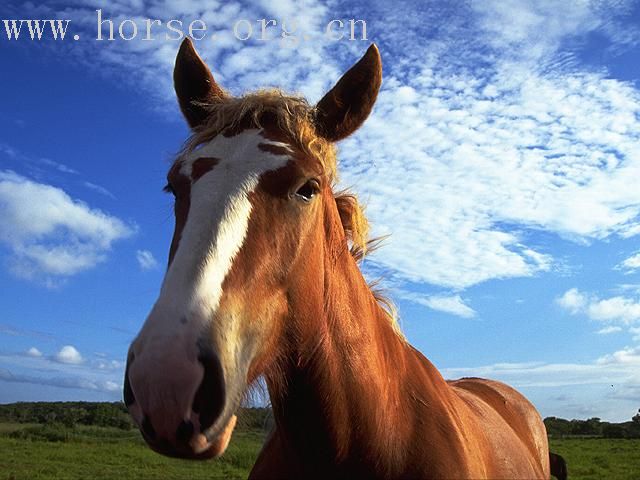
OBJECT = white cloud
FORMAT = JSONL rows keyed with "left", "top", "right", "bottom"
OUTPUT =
{"left": 439, "top": 343, "right": 640, "bottom": 421}
{"left": 556, "top": 288, "right": 587, "bottom": 314}
{"left": 336, "top": 1, "right": 640, "bottom": 289}
{"left": 39, "top": 158, "right": 79, "bottom": 175}
{"left": 0, "top": 348, "right": 125, "bottom": 398}
{"left": 471, "top": 0, "right": 604, "bottom": 68}
{"left": 136, "top": 249, "right": 159, "bottom": 270}
{"left": 597, "top": 345, "right": 640, "bottom": 366}
{"left": 616, "top": 284, "right": 640, "bottom": 295}
{"left": 53, "top": 345, "right": 83, "bottom": 365}
{"left": 444, "top": 342, "right": 640, "bottom": 388}
{"left": 617, "top": 252, "right": 640, "bottom": 273}
{"left": 102, "top": 380, "right": 121, "bottom": 392}
{"left": 83, "top": 181, "right": 116, "bottom": 199}
{"left": 597, "top": 326, "right": 623, "bottom": 335}
{"left": 14, "top": 1, "right": 640, "bottom": 291}
{"left": 442, "top": 358, "right": 638, "bottom": 390}
{"left": 588, "top": 296, "right": 640, "bottom": 324}
{"left": 557, "top": 288, "right": 640, "bottom": 326}
{"left": 344, "top": 61, "right": 640, "bottom": 288}
{"left": 0, "top": 367, "right": 121, "bottom": 393}
{"left": 0, "top": 141, "right": 79, "bottom": 176}
{"left": 17, "top": 0, "right": 341, "bottom": 104}
{"left": 96, "top": 359, "right": 124, "bottom": 371}
{"left": 398, "top": 291, "right": 476, "bottom": 318}
{"left": 0, "top": 171, "right": 135, "bottom": 282}
{"left": 26, "top": 347, "right": 42, "bottom": 357}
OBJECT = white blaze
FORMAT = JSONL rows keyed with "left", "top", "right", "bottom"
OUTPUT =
{"left": 128, "top": 129, "right": 291, "bottom": 437}
{"left": 140, "top": 129, "right": 291, "bottom": 352}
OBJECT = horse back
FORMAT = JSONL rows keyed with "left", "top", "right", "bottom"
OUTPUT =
{"left": 449, "top": 377, "right": 551, "bottom": 479}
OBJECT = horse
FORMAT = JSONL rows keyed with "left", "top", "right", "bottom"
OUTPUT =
{"left": 124, "top": 38, "right": 567, "bottom": 479}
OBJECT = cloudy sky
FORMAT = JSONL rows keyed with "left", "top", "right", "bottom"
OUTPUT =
{"left": 1, "top": 0, "right": 639, "bottom": 422}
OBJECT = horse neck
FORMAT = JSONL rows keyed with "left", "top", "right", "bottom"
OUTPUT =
{"left": 264, "top": 196, "right": 421, "bottom": 472}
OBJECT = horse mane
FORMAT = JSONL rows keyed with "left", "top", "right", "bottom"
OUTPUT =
{"left": 177, "top": 88, "right": 399, "bottom": 329}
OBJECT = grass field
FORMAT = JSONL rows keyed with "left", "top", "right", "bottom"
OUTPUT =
{"left": 549, "top": 437, "right": 640, "bottom": 480}
{"left": 0, "top": 423, "right": 263, "bottom": 480}
{"left": 1, "top": 423, "right": 639, "bottom": 479}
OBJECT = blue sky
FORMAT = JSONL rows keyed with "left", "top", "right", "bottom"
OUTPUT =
{"left": 1, "top": 0, "right": 639, "bottom": 422}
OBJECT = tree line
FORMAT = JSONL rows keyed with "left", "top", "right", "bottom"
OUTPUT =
{"left": 1, "top": 402, "right": 638, "bottom": 438}
{"left": 544, "top": 409, "right": 640, "bottom": 438}
{"left": 0, "top": 401, "right": 272, "bottom": 432}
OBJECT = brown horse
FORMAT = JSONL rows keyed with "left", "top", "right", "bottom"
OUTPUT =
{"left": 124, "top": 38, "right": 565, "bottom": 479}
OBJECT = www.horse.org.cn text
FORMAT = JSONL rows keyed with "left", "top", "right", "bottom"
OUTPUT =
{"left": 1, "top": 9, "right": 368, "bottom": 47}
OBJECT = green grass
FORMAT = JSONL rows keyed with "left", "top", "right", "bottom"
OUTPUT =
{"left": 0, "top": 423, "right": 264, "bottom": 480}
{"left": 0, "top": 423, "right": 39, "bottom": 434}
{"left": 550, "top": 437, "right": 640, "bottom": 480}
{"left": 2, "top": 424, "right": 639, "bottom": 479}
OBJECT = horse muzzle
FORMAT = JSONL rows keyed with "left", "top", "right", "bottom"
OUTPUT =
{"left": 123, "top": 340, "right": 240, "bottom": 459}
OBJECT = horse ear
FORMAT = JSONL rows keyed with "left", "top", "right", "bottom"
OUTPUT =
{"left": 314, "top": 44, "right": 382, "bottom": 142}
{"left": 173, "top": 38, "right": 226, "bottom": 129}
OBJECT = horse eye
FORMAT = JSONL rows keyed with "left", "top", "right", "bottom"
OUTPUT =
{"left": 295, "top": 179, "right": 320, "bottom": 202}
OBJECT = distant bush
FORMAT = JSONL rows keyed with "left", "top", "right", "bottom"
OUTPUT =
{"left": 9, "top": 424, "right": 74, "bottom": 442}
{"left": 545, "top": 412, "right": 640, "bottom": 439}
{"left": 0, "top": 402, "right": 272, "bottom": 434}
{"left": 0, "top": 402, "right": 134, "bottom": 430}
{"left": 602, "top": 424, "right": 627, "bottom": 438}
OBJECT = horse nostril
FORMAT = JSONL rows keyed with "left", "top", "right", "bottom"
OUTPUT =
{"left": 175, "top": 420, "right": 195, "bottom": 447}
{"left": 141, "top": 415, "right": 156, "bottom": 441}
{"left": 192, "top": 348, "right": 226, "bottom": 432}
{"left": 123, "top": 355, "right": 136, "bottom": 407}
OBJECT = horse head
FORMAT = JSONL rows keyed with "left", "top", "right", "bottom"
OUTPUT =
{"left": 124, "top": 38, "right": 382, "bottom": 459}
